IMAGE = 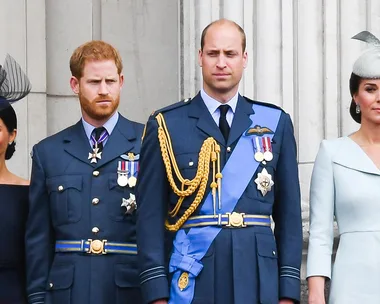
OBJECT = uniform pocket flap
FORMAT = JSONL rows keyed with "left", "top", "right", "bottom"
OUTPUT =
{"left": 256, "top": 233, "right": 278, "bottom": 259}
{"left": 114, "top": 264, "right": 139, "bottom": 287}
{"left": 47, "top": 264, "right": 74, "bottom": 290}
{"left": 46, "top": 175, "right": 83, "bottom": 194}
{"left": 175, "top": 153, "right": 199, "bottom": 170}
{"left": 109, "top": 176, "right": 118, "bottom": 189}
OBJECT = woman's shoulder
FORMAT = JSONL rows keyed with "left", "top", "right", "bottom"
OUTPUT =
{"left": 17, "top": 178, "right": 29, "bottom": 186}
{"left": 319, "top": 136, "right": 351, "bottom": 152}
{"left": 1, "top": 173, "right": 30, "bottom": 186}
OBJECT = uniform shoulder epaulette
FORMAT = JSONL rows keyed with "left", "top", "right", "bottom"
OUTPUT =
{"left": 243, "top": 96, "right": 285, "bottom": 112}
{"left": 150, "top": 98, "right": 192, "bottom": 117}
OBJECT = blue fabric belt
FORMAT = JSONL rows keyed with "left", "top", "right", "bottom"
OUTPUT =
{"left": 55, "top": 240, "right": 137, "bottom": 255}
{"left": 181, "top": 213, "right": 271, "bottom": 229}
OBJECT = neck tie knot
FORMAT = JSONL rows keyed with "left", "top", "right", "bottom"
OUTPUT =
{"left": 91, "top": 126, "right": 108, "bottom": 151}
{"left": 219, "top": 104, "right": 230, "bottom": 117}
{"left": 93, "top": 126, "right": 106, "bottom": 141}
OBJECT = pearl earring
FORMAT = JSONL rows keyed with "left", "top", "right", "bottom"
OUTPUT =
{"left": 355, "top": 104, "right": 361, "bottom": 114}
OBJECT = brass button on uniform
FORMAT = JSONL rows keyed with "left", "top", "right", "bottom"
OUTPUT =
{"left": 92, "top": 198, "right": 99, "bottom": 205}
{"left": 92, "top": 227, "right": 100, "bottom": 234}
{"left": 227, "top": 147, "right": 231, "bottom": 153}
{"left": 58, "top": 185, "right": 64, "bottom": 192}
{"left": 93, "top": 170, "right": 100, "bottom": 177}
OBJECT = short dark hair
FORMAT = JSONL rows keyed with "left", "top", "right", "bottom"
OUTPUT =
{"left": 0, "top": 105, "right": 17, "bottom": 160}
{"left": 349, "top": 73, "right": 362, "bottom": 124}
{"left": 200, "top": 19, "right": 246, "bottom": 52}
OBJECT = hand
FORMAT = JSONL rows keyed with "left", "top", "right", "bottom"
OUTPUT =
{"left": 151, "top": 300, "right": 168, "bottom": 304}
{"left": 308, "top": 295, "right": 326, "bottom": 304}
{"left": 279, "top": 299, "right": 294, "bottom": 304}
{"left": 308, "top": 276, "right": 326, "bottom": 304}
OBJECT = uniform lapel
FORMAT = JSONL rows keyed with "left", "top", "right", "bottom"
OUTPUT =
{"left": 188, "top": 93, "right": 226, "bottom": 146}
{"left": 94, "top": 115, "right": 136, "bottom": 168}
{"left": 227, "top": 95, "right": 254, "bottom": 146}
{"left": 64, "top": 120, "right": 95, "bottom": 167}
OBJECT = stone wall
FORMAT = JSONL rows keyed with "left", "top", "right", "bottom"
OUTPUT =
{"left": 2, "top": 1, "right": 378, "bottom": 302}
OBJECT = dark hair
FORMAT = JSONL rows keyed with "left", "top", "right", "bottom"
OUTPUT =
{"left": 200, "top": 19, "right": 246, "bottom": 52}
{"left": 0, "top": 105, "right": 17, "bottom": 160}
{"left": 349, "top": 73, "right": 362, "bottom": 124}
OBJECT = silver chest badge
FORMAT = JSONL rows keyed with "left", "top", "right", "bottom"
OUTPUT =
{"left": 254, "top": 168, "right": 274, "bottom": 196}
{"left": 121, "top": 193, "right": 137, "bottom": 214}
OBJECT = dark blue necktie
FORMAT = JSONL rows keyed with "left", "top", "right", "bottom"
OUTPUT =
{"left": 218, "top": 105, "right": 230, "bottom": 141}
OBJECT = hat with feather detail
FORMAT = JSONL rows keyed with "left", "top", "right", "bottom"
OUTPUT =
{"left": 0, "top": 54, "right": 31, "bottom": 110}
{"left": 352, "top": 31, "right": 380, "bottom": 78}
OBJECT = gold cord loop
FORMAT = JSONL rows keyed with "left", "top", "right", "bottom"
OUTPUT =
{"left": 155, "top": 113, "right": 222, "bottom": 231}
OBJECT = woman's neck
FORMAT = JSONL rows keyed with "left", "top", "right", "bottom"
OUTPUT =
{"left": 0, "top": 159, "right": 12, "bottom": 182}
{"left": 355, "top": 122, "right": 380, "bottom": 145}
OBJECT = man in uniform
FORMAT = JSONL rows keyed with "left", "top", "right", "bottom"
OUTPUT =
{"left": 26, "top": 41, "right": 143, "bottom": 303}
{"left": 136, "top": 19, "right": 302, "bottom": 304}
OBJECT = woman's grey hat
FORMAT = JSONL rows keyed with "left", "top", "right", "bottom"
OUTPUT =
{"left": 0, "top": 54, "right": 31, "bottom": 110}
{"left": 352, "top": 31, "right": 380, "bottom": 78}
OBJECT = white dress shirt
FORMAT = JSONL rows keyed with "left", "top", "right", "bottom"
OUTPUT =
{"left": 82, "top": 111, "right": 119, "bottom": 147}
{"left": 200, "top": 89, "right": 238, "bottom": 127}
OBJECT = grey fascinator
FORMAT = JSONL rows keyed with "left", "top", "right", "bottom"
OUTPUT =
{"left": 352, "top": 31, "right": 380, "bottom": 78}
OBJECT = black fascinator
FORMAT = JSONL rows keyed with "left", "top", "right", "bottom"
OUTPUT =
{"left": 0, "top": 54, "right": 31, "bottom": 108}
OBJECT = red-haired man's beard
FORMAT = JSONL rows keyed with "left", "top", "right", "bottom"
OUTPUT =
{"left": 79, "top": 93, "right": 120, "bottom": 121}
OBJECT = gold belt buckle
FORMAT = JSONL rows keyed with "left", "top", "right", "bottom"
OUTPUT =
{"left": 226, "top": 212, "right": 246, "bottom": 228}
{"left": 87, "top": 239, "right": 107, "bottom": 254}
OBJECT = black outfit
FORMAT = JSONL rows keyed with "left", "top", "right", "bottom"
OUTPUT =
{"left": 0, "top": 184, "right": 28, "bottom": 304}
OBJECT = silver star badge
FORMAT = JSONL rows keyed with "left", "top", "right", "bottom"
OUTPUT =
{"left": 254, "top": 168, "right": 274, "bottom": 196}
{"left": 88, "top": 148, "right": 102, "bottom": 163}
{"left": 121, "top": 193, "right": 137, "bottom": 214}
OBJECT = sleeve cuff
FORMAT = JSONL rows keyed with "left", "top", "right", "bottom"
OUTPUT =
{"left": 306, "top": 252, "right": 332, "bottom": 279}
{"left": 279, "top": 270, "right": 301, "bottom": 303}
{"left": 28, "top": 291, "right": 45, "bottom": 304}
{"left": 140, "top": 267, "right": 169, "bottom": 303}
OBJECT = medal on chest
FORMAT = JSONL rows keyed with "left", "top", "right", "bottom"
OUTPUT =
{"left": 121, "top": 193, "right": 137, "bottom": 214}
{"left": 117, "top": 160, "right": 129, "bottom": 186}
{"left": 254, "top": 168, "right": 274, "bottom": 196}
{"left": 88, "top": 129, "right": 108, "bottom": 164}
{"left": 253, "top": 136, "right": 265, "bottom": 162}
{"left": 127, "top": 153, "right": 138, "bottom": 187}
{"left": 88, "top": 143, "right": 102, "bottom": 164}
{"left": 117, "top": 153, "right": 139, "bottom": 188}
{"left": 262, "top": 136, "right": 273, "bottom": 162}
{"left": 252, "top": 134, "right": 275, "bottom": 196}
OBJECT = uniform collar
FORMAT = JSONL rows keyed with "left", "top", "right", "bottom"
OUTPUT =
{"left": 82, "top": 111, "right": 119, "bottom": 141}
{"left": 200, "top": 88, "right": 238, "bottom": 116}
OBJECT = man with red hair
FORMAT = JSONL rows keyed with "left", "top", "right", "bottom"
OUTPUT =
{"left": 26, "top": 41, "right": 143, "bottom": 304}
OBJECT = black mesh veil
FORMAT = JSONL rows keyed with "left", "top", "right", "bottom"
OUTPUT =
{"left": 0, "top": 54, "right": 32, "bottom": 104}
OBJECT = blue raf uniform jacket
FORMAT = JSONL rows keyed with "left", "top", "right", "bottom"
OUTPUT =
{"left": 136, "top": 93, "right": 303, "bottom": 304}
{"left": 25, "top": 114, "right": 144, "bottom": 304}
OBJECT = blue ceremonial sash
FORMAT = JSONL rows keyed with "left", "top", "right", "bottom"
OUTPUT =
{"left": 168, "top": 104, "right": 282, "bottom": 304}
